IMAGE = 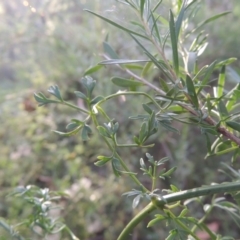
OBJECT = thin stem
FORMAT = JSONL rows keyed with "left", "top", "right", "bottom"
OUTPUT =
{"left": 167, "top": 211, "right": 201, "bottom": 240}
{"left": 115, "top": 151, "right": 149, "bottom": 192}
{"left": 117, "top": 202, "right": 156, "bottom": 240}
{"left": 116, "top": 143, "right": 155, "bottom": 148}
{"left": 97, "top": 86, "right": 163, "bottom": 110}
{"left": 63, "top": 101, "right": 89, "bottom": 114}
{"left": 192, "top": 195, "right": 215, "bottom": 233}
{"left": 91, "top": 112, "right": 149, "bottom": 192}
{"left": 151, "top": 163, "right": 157, "bottom": 191}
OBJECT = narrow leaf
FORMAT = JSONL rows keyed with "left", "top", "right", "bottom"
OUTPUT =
{"left": 99, "top": 59, "right": 149, "bottom": 65}
{"left": 175, "top": 1, "right": 186, "bottom": 40}
{"left": 85, "top": 9, "right": 149, "bottom": 40}
{"left": 141, "top": 61, "right": 153, "bottom": 77}
{"left": 48, "top": 86, "right": 63, "bottom": 101}
{"left": 81, "top": 124, "right": 92, "bottom": 141}
{"left": 74, "top": 91, "right": 87, "bottom": 100}
{"left": 218, "top": 100, "right": 228, "bottom": 119}
{"left": 152, "top": 0, "right": 163, "bottom": 13}
{"left": 53, "top": 126, "right": 82, "bottom": 137}
{"left": 226, "top": 121, "right": 240, "bottom": 133}
{"left": 132, "top": 195, "right": 142, "bottom": 208}
{"left": 196, "top": 61, "right": 217, "bottom": 95}
{"left": 142, "top": 104, "right": 153, "bottom": 114}
{"left": 84, "top": 65, "right": 103, "bottom": 76}
{"left": 140, "top": 0, "right": 145, "bottom": 18}
{"left": 150, "top": 11, "right": 161, "bottom": 44}
{"left": 112, "top": 157, "right": 121, "bottom": 177}
{"left": 217, "top": 65, "right": 226, "bottom": 98}
{"left": 192, "top": 12, "right": 231, "bottom": 33}
{"left": 186, "top": 75, "right": 199, "bottom": 108}
{"left": 103, "top": 41, "right": 119, "bottom": 59}
{"left": 111, "top": 77, "right": 143, "bottom": 88}
{"left": 95, "top": 155, "right": 112, "bottom": 166}
{"left": 91, "top": 95, "right": 105, "bottom": 105}
{"left": 169, "top": 10, "right": 179, "bottom": 75}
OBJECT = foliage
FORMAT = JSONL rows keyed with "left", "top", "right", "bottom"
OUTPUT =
{"left": 2, "top": 0, "right": 240, "bottom": 239}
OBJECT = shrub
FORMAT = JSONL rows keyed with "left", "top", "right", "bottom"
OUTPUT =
{"left": 3, "top": 0, "right": 240, "bottom": 239}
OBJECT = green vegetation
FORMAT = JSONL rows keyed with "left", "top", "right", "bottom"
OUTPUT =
{"left": 1, "top": 0, "right": 240, "bottom": 239}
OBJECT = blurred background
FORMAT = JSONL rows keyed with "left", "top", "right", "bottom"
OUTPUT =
{"left": 0, "top": 0, "right": 240, "bottom": 239}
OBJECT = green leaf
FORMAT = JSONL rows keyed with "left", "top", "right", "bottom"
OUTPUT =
{"left": 202, "top": 127, "right": 218, "bottom": 136}
{"left": 226, "top": 84, "right": 240, "bottom": 111}
{"left": 53, "top": 126, "right": 82, "bottom": 137}
{"left": 161, "top": 166, "right": 177, "bottom": 178}
{"left": 218, "top": 100, "right": 228, "bottom": 119}
{"left": 130, "top": 34, "right": 172, "bottom": 80}
{"left": 169, "top": 10, "right": 179, "bottom": 76}
{"left": 217, "top": 65, "right": 226, "bottom": 98}
{"left": 111, "top": 77, "right": 143, "bottom": 88}
{"left": 99, "top": 59, "right": 149, "bottom": 65}
{"left": 186, "top": 75, "right": 199, "bottom": 108}
{"left": 196, "top": 61, "right": 217, "bottom": 95}
{"left": 81, "top": 124, "right": 92, "bottom": 141}
{"left": 95, "top": 155, "right": 112, "bottom": 167}
{"left": 112, "top": 122, "right": 119, "bottom": 134}
{"left": 142, "top": 103, "right": 153, "bottom": 114}
{"left": 192, "top": 11, "right": 231, "bottom": 33}
{"left": 66, "top": 122, "right": 82, "bottom": 131}
{"left": 112, "top": 157, "right": 121, "bottom": 177}
{"left": 140, "top": 158, "right": 146, "bottom": 169}
{"left": 231, "top": 148, "right": 240, "bottom": 164}
{"left": 148, "top": 111, "right": 156, "bottom": 132}
{"left": 74, "top": 91, "right": 87, "bottom": 100}
{"left": 123, "top": 64, "right": 143, "bottom": 70}
{"left": 152, "top": 0, "right": 163, "bottom": 13}
{"left": 90, "top": 95, "right": 105, "bottom": 105}
{"left": 139, "top": 122, "right": 148, "bottom": 143}
{"left": 186, "top": 52, "right": 197, "bottom": 74}
{"left": 170, "top": 184, "right": 179, "bottom": 192}
{"left": 84, "top": 65, "right": 103, "bottom": 76}
{"left": 85, "top": 9, "right": 149, "bottom": 40}
{"left": 159, "top": 121, "right": 179, "bottom": 134}
{"left": 133, "top": 136, "right": 140, "bottom": 145}
{"left": 97, "top": 126, "right": 112, "bottom": 138}
{"left": 132, "top": 194, "right": 142, "bottom": 208}
{"left": 141, "top": 61, "right": 153, "bottom": 77}
{"left": 48, "top": 85, "right": 63, "bottom": 101}
{"left": 34, "top": 93, "right": 57, "bottom": 106}
{"left": 103, "top": 41, "right": 119, "bottom": 59}
{"left": 179, "top": 208, "right": 188, "bottom": 217}
{"left": 147, "top": 214, "right": 166, "bottom": 227}
{"left": 81, "top": 76, "right": 96, "bottom": 97}
{"left": 226, "top": 121, "right": 240, "bottom": 133}
{"left": 140, "top": 0, "right": 145, "bottom": 18}
{"left": 175, "top": 1, "right": 186, "bottom": 40}
{"left": 150, "top": 11, "right": 161, "bottom": 44}
{"left": 157, "top": 157, "right": 169, "bottom": 166}
{"left": 215, "top": 58, "right": 237, "bottom": 68}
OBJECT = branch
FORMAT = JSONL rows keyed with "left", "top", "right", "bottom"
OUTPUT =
{"left": 117, "top": 181, "right": 240, "bottom": 240}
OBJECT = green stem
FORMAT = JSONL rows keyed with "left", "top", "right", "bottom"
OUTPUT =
{"left": 91, "top": 113, "right": 149, "bottom": 193}
{"left": 168, "top": 211, "right": 200, "bottom": 240}
{"left": 117, "top": 202, "right": 156, "bottom": 240}
{"left": 63, "top": 101, "right": 89, "bottom": 114}
{"left": 115, "top": 151, "right": 149, "bottom": 192}
{"left": 117, "top": 181, "right": 240, "bottom": 240}
{"left": 116, "top": 143, "right": 155, "bottom": 148}
{"left": 151, "top": 163, "right": 157, "bottom": 191}
{"left": 97, "top": 91, "right": 162, "bottom": 110}
{"left": 191, "top": 195, "right": 217, "bottom": 239}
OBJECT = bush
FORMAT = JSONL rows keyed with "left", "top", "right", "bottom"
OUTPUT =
{"left": 2, "top": 0, "right": 240, "bottom": 239}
